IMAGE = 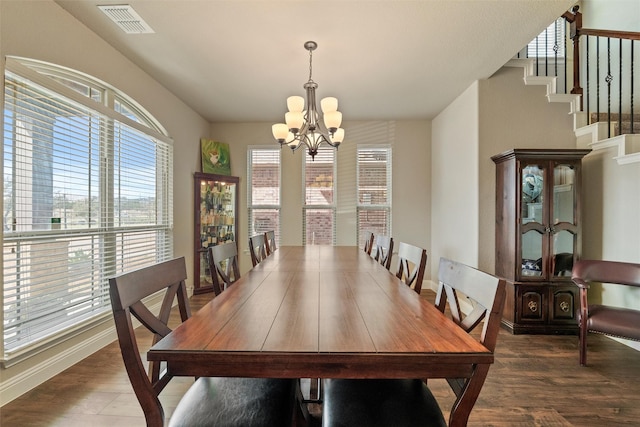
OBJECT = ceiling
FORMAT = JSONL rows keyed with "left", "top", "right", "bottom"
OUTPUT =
{"left": 54, "top": 0, "right": 576, "bottom": 123}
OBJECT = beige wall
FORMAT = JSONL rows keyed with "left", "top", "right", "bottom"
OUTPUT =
{"left": 431, "top": 65, "right": 576, "bottom": 277}
{"left": 1, "top": 0, "right": 209, "bottom": 404}
{"left": 478, "top": 66, "right": 577, "bottom": 272}
{"left": 579, "top": 0, "right": 640, "bottom": 352}
{"left": 431, "top": 82, "right": 480, "bottom": 273}
{"left": 210, "top": 120, "right": 431, "bottom": 276}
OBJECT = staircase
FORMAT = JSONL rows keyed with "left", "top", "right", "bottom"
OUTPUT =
{"left": 506, "top": 58, "right": 640, "bottom": 165}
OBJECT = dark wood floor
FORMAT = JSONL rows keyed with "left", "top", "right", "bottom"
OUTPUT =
{"left": 2, "top": 290, "right": 640, "bottom": 426}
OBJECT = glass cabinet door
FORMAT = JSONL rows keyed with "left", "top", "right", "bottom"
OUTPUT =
{"left": 550, "top": 162, "right": 578, "bottom": 278}
{"left": 520, "top": 163, "right": 545, "bottom": 278}
{"left": 194, "top": 173, "right": 239, "bottom": 293}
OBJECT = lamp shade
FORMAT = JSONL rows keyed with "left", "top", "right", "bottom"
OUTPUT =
{"left": 287, "top": 96, "right": 305, "bottom": 112}
{"left": 285, "top": 111, "right": 304, "bottom": 131}
{"left": 321, "top": 97, "right": 338, "bottom": 113}
{"left": 272, "top": 123, "right": 289, "bottom": 141}
{"left": 331, "top": 128, "right": 345, "bottom": 144}
{"left": 323, "top": 111, "right": 342, "bottom": 131}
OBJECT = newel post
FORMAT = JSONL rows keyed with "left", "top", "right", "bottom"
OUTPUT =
{"left": 562, "top": 5, "right": 583, "bottom": 110}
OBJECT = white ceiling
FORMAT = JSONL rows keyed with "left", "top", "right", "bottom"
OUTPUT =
{"left": 54, "top": 0, "right": 576, "bottom": 123}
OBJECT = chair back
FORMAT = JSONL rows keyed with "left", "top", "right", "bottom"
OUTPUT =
{"left": 207, "top": 241, "right": 241, "bottom": 295}
{"left": 571, "top": 259, "right": 640, "bottom": 365}
{"left": 572, "top": 260, "right": 640, "bottom": 288}
{"left": 436, "top": 257, "right": 506, "bottom": 352}
{"left": 363, "top": 231, "right": 375, "bottom": 256}
{"left": 249, "top": 233, "right": 268, "bottom": 267}
{"left": 395, "top": 242, "right": 427, "bottom": 294}
{"left": 434, "top": 257, "right": 506, "bottom": 415}
{"left": 265, "top": 230, "right": 277, "bottom": 255}
{"left": 374, "top": 235, "right": 394, "bottom": 270}
{"left": 109, "top": 257, "right": 190, "bottom": 427}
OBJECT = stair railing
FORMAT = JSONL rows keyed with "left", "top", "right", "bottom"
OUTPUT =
{"left": 518, "top": 6, "right": 640, "bottom": 137}
{"left": 564, "top": 5, "right": 640, "bottom": 136}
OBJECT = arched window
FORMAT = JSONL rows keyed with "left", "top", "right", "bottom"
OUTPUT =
{"left": 2, "top": 57, "right": 173, "bottom": 363}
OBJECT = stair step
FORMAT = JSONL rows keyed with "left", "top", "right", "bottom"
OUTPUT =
{"left": 589, "top": 112, "right": 640, "bottom": 135}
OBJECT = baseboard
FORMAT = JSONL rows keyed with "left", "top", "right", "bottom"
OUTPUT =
{"left": 0, "top": 327, "right": 116, "bottom": 406}
{"left": 0, "top": 295, "right": 163, "bottom": 406}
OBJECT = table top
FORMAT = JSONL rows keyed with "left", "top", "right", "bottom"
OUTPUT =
{"left": 148, "top": 246, "right": 492, "bottom": 379}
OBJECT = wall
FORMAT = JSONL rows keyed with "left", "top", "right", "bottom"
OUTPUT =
{"left": 210, "top": 120, "right": 432, "bottom": 276}
{"left": 431, "top": 82, "right": 480, "bottom": 275}
{"left": 431, "top": 65, "right": 576, "bottom": 280}
{"left": 579, "top": 0, "right": 640, "bottom": 351}
{"left": 478, "top": 66, "right": 577, "bottom": 273}
{"left": 1, "top": 0, "right": 209, "bottom": 404}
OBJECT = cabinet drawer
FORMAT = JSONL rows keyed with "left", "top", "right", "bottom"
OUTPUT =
{"left": 550, "top": 286, "right": 577, "bottom": 322}
{"left": 518, "top": 287, "right": 546, "bottom": 322}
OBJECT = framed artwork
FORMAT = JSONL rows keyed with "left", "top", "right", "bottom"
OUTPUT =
{"left": 201, "top": 139, "right": 231, "bottom": 175}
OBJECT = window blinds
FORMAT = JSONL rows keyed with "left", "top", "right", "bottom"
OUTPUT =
{"left": 357, "top": 146, "right": 392, "bottom": 247}
{"left": 3, "top": 61, "right": 172, "bottom": 362}
{"left": 303, "top": 147, "right": 336, "bottom": 245}
{"left": 527, "top": 18, "right": 566, "bottom": 58}
{"left": 247, "top": 148, "right": 281, "bottom": 240}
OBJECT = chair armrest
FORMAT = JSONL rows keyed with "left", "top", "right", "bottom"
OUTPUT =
{"left": 572, "top": 277, "right": 589, "bottom": 289}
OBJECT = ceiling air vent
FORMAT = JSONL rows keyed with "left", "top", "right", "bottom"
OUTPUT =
{"left": 98, "top": 4, "right": 154, "bottom": 34}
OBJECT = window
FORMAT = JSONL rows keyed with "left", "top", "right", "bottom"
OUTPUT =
{"left": 357, "top": 146, "right": 392, "bottom": 247}
{"left": 2, "top": 58, "right": 172, "bottom": 364}
{"left": 247, "top": 147, "right": 281, "bottom": 243}
{"left": 303, "top": 147, "right": 335, "bottom": 245}
{"left": 527, "top": 18, "right": 566, "bottom": 58}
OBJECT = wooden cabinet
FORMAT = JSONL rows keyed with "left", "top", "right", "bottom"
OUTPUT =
{"left": 492, "top": 149, "right": 590, "bottom": 334}
{"left": 193, "top": 172, "right": 239, "bottom": 294}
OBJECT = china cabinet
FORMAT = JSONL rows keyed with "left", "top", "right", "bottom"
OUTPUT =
{"left": 193, "top": 172, "right": 239, "bottom": 294}
{"left": 492, "top": 149, "right": 590, "bottom": 334}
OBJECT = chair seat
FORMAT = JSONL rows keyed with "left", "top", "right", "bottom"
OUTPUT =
{"left": 322, "top": 379, "right": 446, "bottom": 427}
{"left": 588, "top": 304, "right": 640, "bottom": 341}
{"left": 170, "top": 377, "right": 296, "bottom": 427}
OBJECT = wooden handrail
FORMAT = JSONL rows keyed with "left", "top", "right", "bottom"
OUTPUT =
{"left": 563, "top": 5, "right": 640, "bottom": 111}
{"left": 580, "top": 28, "right": 640, "bottom": 41}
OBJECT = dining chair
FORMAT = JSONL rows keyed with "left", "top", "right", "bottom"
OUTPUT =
{"left": 108, "top": 257, "right": 297, "bottom": 427}
{"left": 207, "top": 241, "right": 241, "bottom": 296}
{"left": 395, "top": 242, "right": 427, "bottom": 294}
{"left": 363, "top": 231, "right": 375, "bottom": 256}
{"left": 322, "top": 257, "right": 507, "bottom": 427}
{"left": 265, "top": 230, "right": 277, "bottom": 255}
{"left": 571, "top": 259, "right": 640, "bottom": 366}
{"left": 249, "top": 233, "right": 268, "bottom": 267}
{"left": 374, "top": 235, "right": 394, "bottom": 270}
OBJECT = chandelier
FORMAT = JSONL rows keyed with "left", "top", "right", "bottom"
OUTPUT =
{"left": 272, "top": 41, "right": 344, "bottom": 160}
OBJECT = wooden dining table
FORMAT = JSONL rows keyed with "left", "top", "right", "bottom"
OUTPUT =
{"left": 149, "top": 245, "right": 494, "bottom": 424}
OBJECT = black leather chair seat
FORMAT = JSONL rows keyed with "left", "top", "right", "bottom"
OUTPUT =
{"left": 170, "top": 377, "right": 296, "bottom": 427}
{"left": 588, "top": 304, "right": 640, "bottom": 341}
{"left": 322, "top": 379, "right": 446, "bottom": 427}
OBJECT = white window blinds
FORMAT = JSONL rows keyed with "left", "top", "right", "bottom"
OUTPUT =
{"left": 527, "top": 18, "right": 566, "bottom": 58}
{"left": 357, "top": 146, "right": 392, "bottom": 247}
{"left": 303, "top": 146, "right": 335, "bottom": 245}
{"left": 3, "top": 58, "right": 173, "bottom": 363}
{"left": 247, "top": 147, "right": 281, "bottom": 241}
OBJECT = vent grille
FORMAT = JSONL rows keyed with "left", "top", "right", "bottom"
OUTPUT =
{"left": 98, "top": 4, "right": 154, "bottom": 34}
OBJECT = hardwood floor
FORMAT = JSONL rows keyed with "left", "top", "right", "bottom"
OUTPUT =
{"left": 2, "top": 290, "right": 639, "bottom": 426}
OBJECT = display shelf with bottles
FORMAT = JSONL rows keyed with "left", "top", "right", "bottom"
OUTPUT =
{"left": 492, "top": 149, "right": 590, "bottom": 334}
{"left": 193, "top": 172, "right": 239, "bottom": 294}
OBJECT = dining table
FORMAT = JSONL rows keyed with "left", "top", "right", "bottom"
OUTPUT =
{"left": 148, "top": 245, "right": 494, "bottom": 424}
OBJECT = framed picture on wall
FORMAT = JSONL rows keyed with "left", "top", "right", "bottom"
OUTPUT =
{"left": 201, "top": 139, "right": 231, "bottom": 175}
